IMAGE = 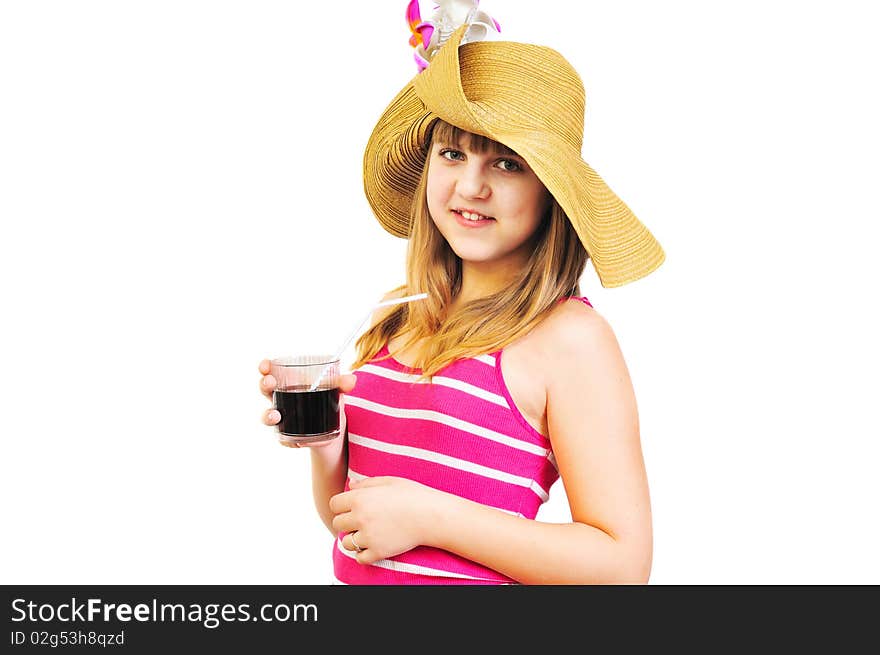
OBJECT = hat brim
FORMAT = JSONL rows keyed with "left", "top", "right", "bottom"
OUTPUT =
{"left": 496, "top": 128, "right": 666, "bottom": 288}
{"left": 363, "top": 83, "right": 437, "bottom": 239}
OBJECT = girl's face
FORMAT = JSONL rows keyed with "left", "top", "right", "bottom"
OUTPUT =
{"left": 426, "top": 132, "right": 550, "bottom": 269}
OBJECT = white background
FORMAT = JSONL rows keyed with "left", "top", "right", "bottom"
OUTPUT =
{"left": 2, "top": 1, "right": 878, "bottom": 585}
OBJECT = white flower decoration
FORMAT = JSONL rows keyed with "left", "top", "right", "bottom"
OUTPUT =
{"left": 407, "top": 0, "right": 501, "bottom": 72}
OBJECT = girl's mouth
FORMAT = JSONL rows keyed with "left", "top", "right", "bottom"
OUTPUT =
{"left": 452, "top": 209, "right": 495, "bottom": 227}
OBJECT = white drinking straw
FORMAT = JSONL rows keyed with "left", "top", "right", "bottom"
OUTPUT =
{"left": 307, "top": 293, "right": 429, "bottom": 391}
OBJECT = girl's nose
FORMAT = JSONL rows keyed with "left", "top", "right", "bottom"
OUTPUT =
{"left": 456, "top": 164, "right": 490, "bottom": 199}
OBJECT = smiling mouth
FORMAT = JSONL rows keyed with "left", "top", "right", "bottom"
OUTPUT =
{"left": 452, "top": 209, "right": 495, "bottom": 222}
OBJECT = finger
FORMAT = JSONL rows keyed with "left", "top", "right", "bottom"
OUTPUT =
{"left": 328, "top": 490, "right": 354, "bottom": 515}
{"left": 260, "top": 375, "right": 276, "bottom": 400}
{"left": 262, "top": 408, "right": 280, "bottom": 426}
{"left": 342, "top": 531, "right": 366, "bottom": 553}
{"left": 259, "top": 359, "right": 272, "bottom": 375}
{"left": 331, "top": 512, "right": 357, "bottom": 535}
{"left": 338, "top": 373, "right": 357, "bottom": 394}
{"left": 355, "top": 550, "right": 375, "bottom": 565}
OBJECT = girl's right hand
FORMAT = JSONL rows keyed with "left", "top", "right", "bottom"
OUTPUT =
{"left": 258, "top": 359, "right": 357, "bottom": 448}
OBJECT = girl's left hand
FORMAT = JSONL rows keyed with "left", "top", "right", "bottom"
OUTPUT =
{"left": 328, "top": 476, "right": 444, "bottom": 564}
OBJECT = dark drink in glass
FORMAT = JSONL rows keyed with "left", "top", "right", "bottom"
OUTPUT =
{"left": 270, "top": 355, "right": 341, "bottom": 445}
{"left": 274, "top": 385, "right": 340, "bottom": 439}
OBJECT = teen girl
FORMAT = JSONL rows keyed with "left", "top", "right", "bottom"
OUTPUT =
{"left": 258, "top": 3, "right": 664, "bottom": 584}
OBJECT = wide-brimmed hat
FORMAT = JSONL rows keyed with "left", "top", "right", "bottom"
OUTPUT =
{"left": 363, "top": 23, "right": 665, "bottom": 288}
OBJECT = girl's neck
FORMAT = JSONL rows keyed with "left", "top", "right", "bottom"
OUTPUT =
{"left": 453, "top": 260, "right": 522, "bottom": 308}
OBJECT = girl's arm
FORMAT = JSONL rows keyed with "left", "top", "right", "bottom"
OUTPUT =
{"left": 309, "top": 423, "right": 349, "bottom": 535}
{"left": 259, "top": 366, "right": 355, "bottom": 537}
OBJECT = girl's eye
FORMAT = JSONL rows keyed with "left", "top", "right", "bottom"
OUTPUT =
{"left": 439, "top": 148, "right": 465, "bottom": 161}
{"left": 497, "top": 158, "right": 522, "bottom": 172}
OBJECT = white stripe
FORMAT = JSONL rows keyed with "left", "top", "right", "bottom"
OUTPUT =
{"left": 347, "top": 467, "right": 370, "bottom": 483}
{"left": 335, "top": 538, "right": 500, "bottom": 581}
{"left": 474, "top": 354, "right": 497, "bottom": 367}
{"left": 346, "top": 466, "right": 525, "bottom": 517}
{"left": 348, "top": 433, "right": 550, "bottom": 502}
{"left": 375, "top": 353, "right": 496, "bottom": 368}
{"left": 344, "top": 395, "right": 550, "bottom": 458}
{"left": 358, "top": 364, "right": 508, "bottom": 407}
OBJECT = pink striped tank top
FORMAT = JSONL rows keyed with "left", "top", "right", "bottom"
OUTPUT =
{"left": 332, "top": 296, "right": 593, "bottom": 584}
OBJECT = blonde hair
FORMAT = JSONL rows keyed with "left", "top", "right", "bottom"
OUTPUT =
{"left": 352, "top": 120, "right": 589, "bottom": 382}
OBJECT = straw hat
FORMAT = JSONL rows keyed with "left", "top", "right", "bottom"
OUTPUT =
{"left": 363, "top": 23, "right": 665, "bottom": 288}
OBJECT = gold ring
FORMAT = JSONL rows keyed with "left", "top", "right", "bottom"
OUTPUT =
{"left": 350, "top": 531, "right": 364, "bottom": 553}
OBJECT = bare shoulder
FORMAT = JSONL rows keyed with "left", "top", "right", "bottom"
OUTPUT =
{"left": 538, "top": 299, "right": 627, "bottom": 381}
{"left": 541, "top": 299, "right": 615, "bottom": 348}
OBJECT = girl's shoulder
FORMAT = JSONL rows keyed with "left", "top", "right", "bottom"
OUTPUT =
{"left": 534, "top": 298, "right": 631, "bottom": 404}
{"left": 507, "top": 296, "right": 603, "bottom": 370}
{"left": 545, "top": 296, "right": 602, "bottom": 330}
{"left": 500, "top": 297, "right": 610, "bottom": 435}
{"left": 535, "top": 296, "right": 615, "bottom": 362}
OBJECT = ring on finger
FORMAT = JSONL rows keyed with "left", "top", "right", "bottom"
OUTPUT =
{"left": 350, "top": 531, "right": 364, "bottom": 553}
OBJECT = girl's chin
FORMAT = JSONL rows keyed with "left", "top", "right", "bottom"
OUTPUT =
{"left": 447, "top": 245, "right": 499, "bottom": 262}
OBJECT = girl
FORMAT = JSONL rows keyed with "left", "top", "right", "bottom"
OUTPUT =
{"left": 259, "top": 5, "right": 664, "bottom": 584}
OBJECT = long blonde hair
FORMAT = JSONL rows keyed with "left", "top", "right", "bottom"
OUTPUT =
{"left": 352, "top": 120, "right": 589, "bottom": 382}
